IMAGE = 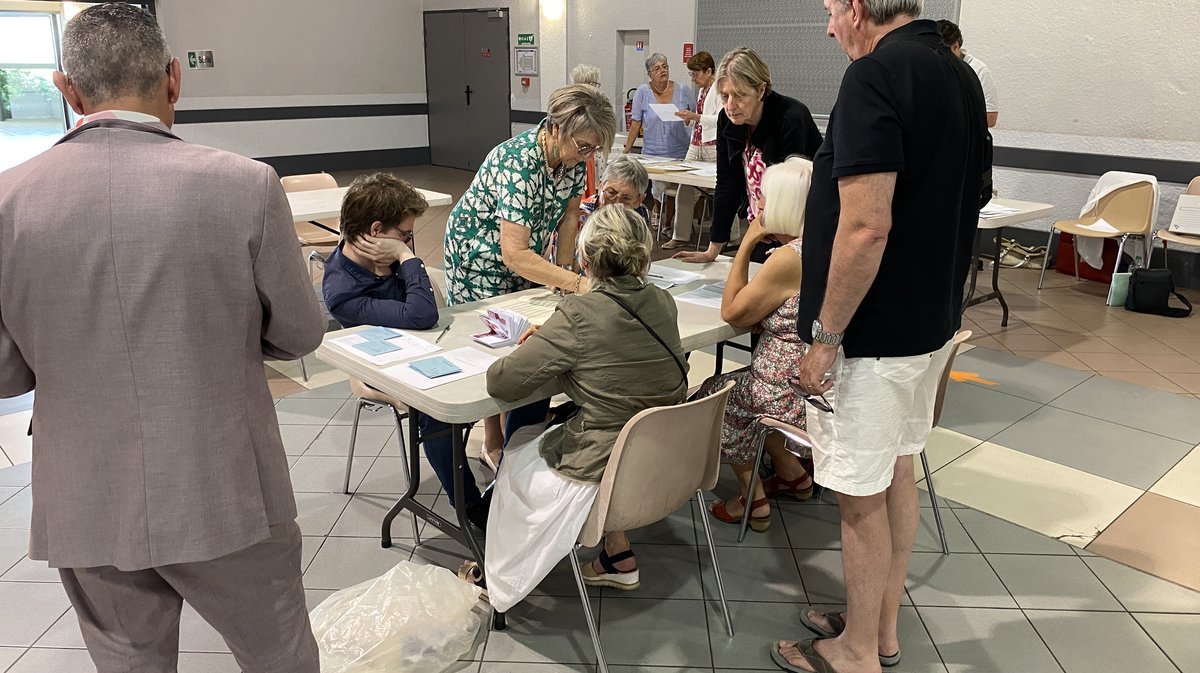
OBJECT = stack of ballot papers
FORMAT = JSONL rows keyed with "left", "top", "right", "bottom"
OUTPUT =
{"left": 472, "top": 292, "right": 560, "bottom": 347}
{"left": 329, "top": 327, "right": 442, "bottom": 365}
{"left": 674, "top": 282, "right": 725, "bottom": 309}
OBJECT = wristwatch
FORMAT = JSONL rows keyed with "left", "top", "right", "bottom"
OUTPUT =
{"left": 811, "top": 319, "right": 844, "bottom": 347}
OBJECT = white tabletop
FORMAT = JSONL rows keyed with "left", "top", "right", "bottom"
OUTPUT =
{"left": 287, "top": 186, "right": 454, "bottom": 222}
{"left": 637, "top": 156, "right": 718, "bottom": 190}
{"left": 314, "top": 257, "right": 748, "bottom": 424}
{"left": 978, "top": 198, "right": 1055, "bottom": 231}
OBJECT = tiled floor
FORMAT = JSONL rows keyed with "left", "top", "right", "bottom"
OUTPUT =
{"left": 3, "top": 164, "right": 1200, "bottom": 671}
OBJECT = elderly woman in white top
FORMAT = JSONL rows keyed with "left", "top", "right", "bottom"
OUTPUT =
{"left": 665, "top": 50, "right": 723, "bottom": 249}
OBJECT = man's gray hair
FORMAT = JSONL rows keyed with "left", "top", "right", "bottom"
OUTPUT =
{"left": 602, "top": 155, "right": 649, "bottom": 195}
{"left": 571, "top": 64, "right": 601, "bottom": 87}
{"left": 644, "top": 52, "right": 668, "bottom": 72}
{"left": 61, "top": 2, "right": 172, "bottom": 104}
{"left": 841, "top": 0, "right": 923, "bottom": 23}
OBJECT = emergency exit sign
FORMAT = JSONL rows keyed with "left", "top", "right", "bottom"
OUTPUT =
{"left": 517, "top": 33, "right": 535, "bottom": 46}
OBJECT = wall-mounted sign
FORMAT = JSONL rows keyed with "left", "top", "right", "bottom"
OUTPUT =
{"left": 481, "top": 48, "right": 491, "bottom": 58}
{"left": 683, "top": 43, "right": 694, "bottom": 63}
{"left": 635, "top": 40, "right": 644, "bottom": 52}
{"left": 515, "top": 46, "right": 538, "bottom": 76}
{"left": 517, "top": 33, "right": 535, "bottom": 46}
{"left": 186, "top": 50, "right": 214, "bottom": 69}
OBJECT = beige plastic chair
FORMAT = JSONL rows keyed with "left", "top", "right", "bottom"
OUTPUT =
{"left": 1153, "top": 177, "right": 1200, "bottom": 268}
{"left": 1037, "top": 179, "right": 1156, "bottom": 289}
{"left": 493, "top": 380, "right": 736, "bottom": 673}
{"left": 738, "top": 331, "right": 972, "bottom": 555}
{"left": 281, "top": 172, "right": 342, "bottom": 381}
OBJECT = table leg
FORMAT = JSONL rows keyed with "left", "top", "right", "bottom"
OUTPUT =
{"left": 380, "top": 417, "right": 476, "bottom": 554}
{"left": 991, "top": 226, "right": 1009, "bottom": 327}
{"left": 963, "top": 229, "right": 982, "bottom": 312}
{"left": 381, "top": 411, "right": 423, "bottom": 548}
{"left": 452, "top": 423, "right": 486, "bottom": 566}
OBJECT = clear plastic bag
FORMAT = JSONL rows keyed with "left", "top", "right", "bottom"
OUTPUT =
{"left": 310, "top": 560, "right": 485, "bottom": 673}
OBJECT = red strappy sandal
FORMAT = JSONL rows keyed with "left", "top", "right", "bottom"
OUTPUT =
{"left": 763, "top": 473, "right": 815, "bottom": 501}
{"left": 709, "top": 496, "right": 771, "bottom": 532}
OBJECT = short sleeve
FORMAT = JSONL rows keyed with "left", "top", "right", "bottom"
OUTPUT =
{"left": 976, "top": 65, "right": 999, "bottom": 113}
{"left": 630, "top": 85, "right": 647, "bottom": 122}
{"left": 830, "top": 58, "right": 905, "bottom": 178}
{"left": 490, "top": 145, "right": 534, "bottom": 226}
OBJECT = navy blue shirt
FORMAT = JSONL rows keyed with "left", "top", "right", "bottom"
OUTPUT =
{"left": 322, "top": 243, "right": 439, "bottom": 330}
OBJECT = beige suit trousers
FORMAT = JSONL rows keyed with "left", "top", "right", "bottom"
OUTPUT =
{"left": 671, "top": 143, "right": 720, "bottom": 242}
{"left": 59, "top": 521, "right": 318, "bottom": 673}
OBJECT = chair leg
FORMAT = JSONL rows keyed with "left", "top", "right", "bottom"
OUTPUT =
{"left": 343, "top": 399, "right": 366, "bottom": 494}
{"left": 1115, "top": 234, "right": 1129, "bottom": 273}
{"left": 920, "top": 450, "right": 949, "bottom": 556}
{"left": 697, "top": 490, "right": 735, "bottom": 636}
{"left": 391, "top": 407, "right": 420, "bottom": 542}
{"left": 1073, "top": 235, "right": 1081, "bottom": 281}
{"left": 569, "top": 546, "right": 609, "bottom": 673}
{"left": 299, "top": 356, "right": 309, "bottom": 382}
{"left": 714, "top": 341, "right": 725, "bottom": 377}
{"left": 738, "top": 425, "right": 771, "bottom": 544}
{"left": 1036, "top": 229, "right": 1055, "bottom": 290}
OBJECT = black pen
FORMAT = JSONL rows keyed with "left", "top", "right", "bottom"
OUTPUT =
{"left": 434, "top": 325, "right": 450, "bottom": 343}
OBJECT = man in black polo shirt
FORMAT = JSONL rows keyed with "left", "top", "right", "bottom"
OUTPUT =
{"left": 780, "top": 1, "right": 988, "bottom": 672}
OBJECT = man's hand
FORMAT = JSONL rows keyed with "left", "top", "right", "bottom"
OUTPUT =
{"left": 353, "top": 235, "right": 414, "bottom": 266}
{"left": 672, "top": 250, "right": 717, "bottom": 264}
{"left": 797, "top": 342, "right": 837, "bottom": 396}
{"left": 516, "top": 325, "right": 540, "bottom": 345}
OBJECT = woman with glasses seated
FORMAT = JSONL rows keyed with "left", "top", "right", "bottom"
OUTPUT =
{"left": 693, "top": 157, "right": 816, "bottom": 533}
{"left": 443, "top": 84, "right": 616, "bottom": 467}
{"left": 580, "top": 155, "right": 650, "bottom": 226}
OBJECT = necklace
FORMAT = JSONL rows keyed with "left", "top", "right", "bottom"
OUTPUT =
{"left": 651, "top": 79, "right": 670, "bottom": 96}
{"left": 538, "top": 128, "right": 567, "bottom": 180}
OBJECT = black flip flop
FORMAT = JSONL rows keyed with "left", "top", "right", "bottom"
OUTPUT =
{"left": 769, "top": 638, "right": 838, "bottom": 673}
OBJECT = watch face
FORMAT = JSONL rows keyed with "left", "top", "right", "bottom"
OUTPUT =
{"left": 812, "top": 320, "right": 821, "bottom": 339}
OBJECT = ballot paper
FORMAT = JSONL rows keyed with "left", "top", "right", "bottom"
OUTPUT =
{"left": 330, "top": 329, "right": 443, "bottom": 366}
{"left": 647, "top": 264, "right": 706, "bottom": 290}
{"left": 472, "top": 292, "right": 561, "bottom": 347}
{"left": 648, "top": 103, "right": 684, "bottom": 122}
{"left": 382, "top": 347, "right": 499, "bottom": 390}
{"left": 674, "top": 282, "right": 726, "bottom": 309}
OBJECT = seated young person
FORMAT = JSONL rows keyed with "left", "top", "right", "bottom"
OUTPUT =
{"left": 322, "top": 173, "right": 490, "bottom": 528}
{"left": 693, "top": 157, "right": 814, "bottom": 532}
{"left": 483, "top": 205, "right": 688, "bottom": 611}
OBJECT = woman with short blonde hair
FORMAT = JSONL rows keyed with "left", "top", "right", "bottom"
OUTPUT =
{"left": 694, "top": 155, "right": 816, "bottom": 532}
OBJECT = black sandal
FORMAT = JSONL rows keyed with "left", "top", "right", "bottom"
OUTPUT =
{"left": 580, "top": 548, "right": 640, "bottom": 590}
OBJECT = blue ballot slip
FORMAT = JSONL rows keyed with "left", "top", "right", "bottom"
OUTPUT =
{"left": 408, "top": 356, "right": 463, "bottom": 379}
{"left": 353, "top": 340, "right": 401, "bottom": 356}
{"left": 359, "top": 327, "right": 401, "bottom": 342}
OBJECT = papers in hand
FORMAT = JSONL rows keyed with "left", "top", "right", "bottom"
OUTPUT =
{"left": 381, "top": 347, "right": 499, "bottom": 390}
{"left": 647, "top": 264, "right": 706, "bottom": 289}
{"left": 674, "top": 282, "right": 725, "bottom": 309}
{"left": 472, "top": 293, "right": 558, "bottom": 347}
{"left": 331, "top": 327, "right": 442, "bottom": 366}
{"left": 648, "top": 103, "right": 683, "bottom": 122}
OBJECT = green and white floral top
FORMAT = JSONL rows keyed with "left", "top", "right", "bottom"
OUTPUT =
{"left": 443, "top": 120, "right": 586, "bottom": 305}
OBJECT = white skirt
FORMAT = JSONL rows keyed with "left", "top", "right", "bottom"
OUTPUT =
{"left": 484, "top": 424, "right": 599, "bottom": 612}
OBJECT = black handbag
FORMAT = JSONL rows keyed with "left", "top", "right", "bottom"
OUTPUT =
{"left": 1125, "top": 268, "right": 1193, "bottom": 318}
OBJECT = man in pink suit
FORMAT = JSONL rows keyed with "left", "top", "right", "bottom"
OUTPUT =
{"left": 0, "top": 4, "right": 325, "bottom": 671}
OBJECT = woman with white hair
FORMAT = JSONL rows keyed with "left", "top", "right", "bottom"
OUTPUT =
{"left": 693, "top": 157, "right": 816, "bottom": 531}
{"left": 580, "top": 154, "right": 650, "bottom": 225}
{"left": 622, "top": 52, "right": 693, "bottom": 227}
{"left": 482, "top": 204, "right": 688, "bottom": 611}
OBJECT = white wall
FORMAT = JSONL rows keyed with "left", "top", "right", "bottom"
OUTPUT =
{"left": 959, "top": 1, "right": 1200, "bottom": 247}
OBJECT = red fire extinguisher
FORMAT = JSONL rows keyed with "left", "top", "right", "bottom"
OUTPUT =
{"left": 624, "top": 88, "right": 642, "bottom": 137}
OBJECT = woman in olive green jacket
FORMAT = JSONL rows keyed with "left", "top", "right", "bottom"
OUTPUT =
{"left": 483, "top": 205, "right": 688, "bottom": 612}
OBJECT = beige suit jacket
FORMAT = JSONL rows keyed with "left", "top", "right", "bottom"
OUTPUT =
{"left": 0, "top": 119, "right": 326, "bottom": 570}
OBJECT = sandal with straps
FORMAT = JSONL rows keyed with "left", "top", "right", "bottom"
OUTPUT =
{"left": 710, "top": 495, "right": 771, "bottom": 532}
{"left": 764, "top": 473, "right": 815, "bottom": 501}
{"left": 580, "top": 548, "right": 640, "bottom": 590}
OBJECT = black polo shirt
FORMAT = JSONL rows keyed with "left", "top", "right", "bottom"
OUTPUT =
{"left": 798, "top": 19, "right": 989, "bottom": 358}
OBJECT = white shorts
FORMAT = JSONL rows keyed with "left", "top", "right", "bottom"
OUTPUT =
{"left": 807, "top": 338, "right": 956, "bottom": 497}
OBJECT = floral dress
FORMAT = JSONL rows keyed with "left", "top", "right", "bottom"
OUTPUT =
{"left": 443, "top": 119, "right": 586, "bottom": 305}
{"left": 695, "top": 238, "right": 807, "bottom": 463}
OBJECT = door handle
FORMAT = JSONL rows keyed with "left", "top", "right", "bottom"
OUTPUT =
{"left": 465, "top": 85, "right": 473, "bottom": 106}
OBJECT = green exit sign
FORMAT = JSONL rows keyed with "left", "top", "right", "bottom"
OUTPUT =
{"left": 517, "top": 33, "right": 535, "bottom": 46}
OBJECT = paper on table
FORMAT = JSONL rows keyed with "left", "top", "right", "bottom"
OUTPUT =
{"left": 979, "top": 202, "right": 1018, "bottom": 218}
{"left": 687, "top": 166, "right": 718, "bottom": 178}
{"left": 1077, "top": 220, "right": 1121, "bottom": 234}
{"left": 633, "top": 155, "right": 673, "bottom": 164}
{"left": 648, "top": 103, "right": 683, "bottom": 122}
{"left": 674, "top": 282, "right": 725, "bottom": 309}
{"left": 381, "top": 347, "right": 499, "bottom": 390}
{"left": 648, "top": 264, "right": 706, "bottom": 286}
{"left": 485, "top": 291, "right": 560, "bottom": 326}
{"left": 679, "top": 161, "right": 715, "bottom": 170}
{"left": 330, "top": 330, "right": 442, "bottom": 366}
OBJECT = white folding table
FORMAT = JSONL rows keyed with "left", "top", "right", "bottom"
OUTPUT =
{"left": 964, "top": 198, "right": 1055, "bottom": 325}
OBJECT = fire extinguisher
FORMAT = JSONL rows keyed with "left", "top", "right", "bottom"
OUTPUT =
{"left": 624, "top": 88, "right": 642, "bottom": 137}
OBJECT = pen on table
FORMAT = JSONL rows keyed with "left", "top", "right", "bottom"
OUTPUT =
{"left": 434, "top": 325, "right": 450, "bottom": 343}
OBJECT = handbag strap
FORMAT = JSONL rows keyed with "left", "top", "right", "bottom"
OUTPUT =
{"left": 1166, "top": 290, "right": 1193, "bottom": 318}
{"left": 595, "top": 290, "right": 688, "bottom": 385}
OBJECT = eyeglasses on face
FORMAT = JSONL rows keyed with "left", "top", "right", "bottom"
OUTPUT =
{"left": 572, "top": 137, "right": 600, "bottom": 157}
{"left": 601, "top": 187, "right": 640, "bottom": 207}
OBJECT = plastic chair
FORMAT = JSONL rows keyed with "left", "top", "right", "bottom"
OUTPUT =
{"left": 1152, "top": 177, "right": 1200, "bottom": 269}
{"left": 737, "top": 331, "right": 972, "bottom": 555}
{"left": 493, "top": 381, "right": 737, "bottom": 673}
{"left": 281, "top": 172, "right": 342, "bottom": 381}
{"left": 1037, "top": 176, "right": 1157, "bottom": 289}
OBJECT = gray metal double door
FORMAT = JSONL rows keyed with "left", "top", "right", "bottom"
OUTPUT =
{"left": 425, "top": 10, "right": 511, "bottom": 171}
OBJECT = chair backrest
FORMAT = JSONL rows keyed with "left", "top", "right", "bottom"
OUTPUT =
{"left": 425, "top": 267, "right": 449, "bottom": 309}
{"left": 577, "top": 380, "right": 735, "bottom": 547}
{"left": 1186, "top": 176, "right": 1200, "bottom": 196}
{"left": 1087, "top": 181, "right": 1156, "bottom": 236}
{"left": 281, "top": 172, "right": 338, "bottom": 193}
{"left": 932, "top": 330, "right": 972, "bottom": 428}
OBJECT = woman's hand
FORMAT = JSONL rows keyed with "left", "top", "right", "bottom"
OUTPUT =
{"left": 742, "top": 218, "right": 770, "bottom": 246}
{"left": 517, "top": 325, "right": 540, "bottom": 345}
{"left": 674, "top": 110, "right": 701, "bottom": 125}
{"left": 672, "top": 250, "right": 717, "bottom": 264}
{"left": 353, "top": 235, "right": 414, "bottom": 266}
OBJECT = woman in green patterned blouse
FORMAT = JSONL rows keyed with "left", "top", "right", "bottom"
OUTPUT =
{"left": 443, "top": 84, "right": 617, "bottom": 306}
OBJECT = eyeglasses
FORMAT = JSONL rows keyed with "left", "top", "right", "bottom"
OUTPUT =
{"left": 649, "top": 64, "right": 669, "bottom": 74}
{"left": 573, "top": 137, "right": 601, "bottom": 157}
{"left": 601, "top": 186, "right": 640, "bottom": 207}
{"left": 792, "top": 388, "right": 834, "bottom": 414}
{"left": 396, "top": 229, "right": 414, "bottom": 243}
